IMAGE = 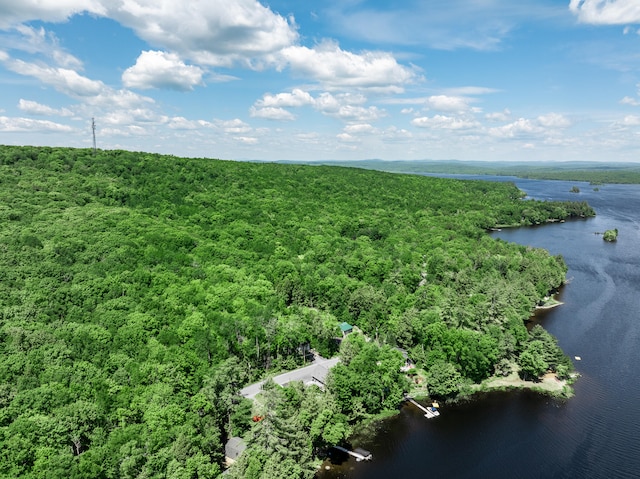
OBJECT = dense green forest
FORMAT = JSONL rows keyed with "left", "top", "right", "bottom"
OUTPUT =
{"left": 301, "top": 159, "right": 640, "bottom": 184}
{"left": 0, "top": 146, "right": 594, "bottom": 478}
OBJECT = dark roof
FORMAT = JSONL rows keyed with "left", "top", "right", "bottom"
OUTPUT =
{"left": 225, "top": 437, "right": 247, "bottom": 460}
{"left": 354, "top": 447, "right": 372, "bottom": 458}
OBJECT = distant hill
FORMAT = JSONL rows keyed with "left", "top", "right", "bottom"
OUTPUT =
{"left": 273, "top": 159, "right": 640, "bottom": 184}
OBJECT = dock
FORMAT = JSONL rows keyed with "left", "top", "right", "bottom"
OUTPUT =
{"left": 405, "top": 397, "right": 440, "bottom": 419}
{"left": 333, "top": 445, "right": 372, "bottom": 462}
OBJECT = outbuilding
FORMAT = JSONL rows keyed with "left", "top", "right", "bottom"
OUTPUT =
{"left": 339, "top": 322, "right": 353, "bottom": 337}
{"left": 224, "top": 437, "right": 247, "bottom": 465}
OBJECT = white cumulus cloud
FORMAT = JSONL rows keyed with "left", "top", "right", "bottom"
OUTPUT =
{"left": 425, "top": 95, "right": 471, "bottom": 112}
{"left": 234, "top": 136, "right": 258, "bottom": 144}
{"left": 618, "top": 115, "right": 640, "bottom": 126}
{"left": 314, "top": 92, "right": 366, "bottom": 112}
{"left": 216, "top": 118, "right": 252, "bottom": 135}
{"left": 486, "top": 109, "right": 512, "bottom": 122}
{"left": 489, "top": 118, "right": 542, "bottom": 138}
{"left": 569, "top": 0, "right": 640, "bottom": 25}
{"left": 101, "top": 125, "right": 150, "bottom": 137}
{"left": 254, "top": 88, "right": 315, "bottom": 108}
{"left": 315, "top": 92, "right": 383, "bottom": 121}
{"left": 343, "top": 123, "right": 377, "bottom": 135}
{"left": 280, "top": 40, "right": 419, "bottom": 91}
{"left": 1, "top": 2, "right": 420, "bottom": 101}
{"left": 101, "top": 108, "right": 162, "bottom": 126}
{"left": 381, "top": 126, "right": 412, "bottom": 141}
{"left": 0, "top": 0, "right": 105, "bottom": 28}
{"left": 5, "top": 25, "right": 84, "bottom": 69}
{"left": 167, "top": 116, "right": 211, "bottom": 130}
{"left": 123, "top": 51, "right": 204, "bottom": 91}
{"left": 0, "top": 0, "right": 298, "bottom": 68}
{"left": 250, "top": 106, "right": 296, "bottom": 121}
{"left": 106, "top": 0, "right": 298, "bottom": 67}
{"left": 337, "top": 132, "right": 359, "bottom": 143}
{"left": 0, "top": 115, "right": 74, "bottom": 132}
{"left": 336, "top": 105, "right": 385, "bottom": 122}
{"left": 3, "top": 58, "right": 103, "bottom": 96}
{"left": 621, "top": 96, "right": 640, "bottom": 106}
{"left": 18, "top": 99, "right": 73, "bottom": 116}
{"left": 251, "top": 89, "right": 384, "bottom": 122}
{"left": 537, "top": 112, "right": 571, "bottom": 128}
{"left": 84, "top": 88, "right": 154, "bottom": 109}
{"left": 412, "top": 115, "right": 479, "bottom": 130}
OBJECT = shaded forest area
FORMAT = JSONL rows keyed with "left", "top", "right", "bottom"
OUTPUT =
{"left": 0, "top": 146, "right": 594, "bottom": 478}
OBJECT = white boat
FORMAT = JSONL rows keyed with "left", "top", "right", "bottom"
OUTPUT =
{"left": 424, "top": 406, "right": 440, "bottom": 418}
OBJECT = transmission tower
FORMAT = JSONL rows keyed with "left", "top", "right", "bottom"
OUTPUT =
{"left": 92, "top": 117, "right": 97, "bottom": 155}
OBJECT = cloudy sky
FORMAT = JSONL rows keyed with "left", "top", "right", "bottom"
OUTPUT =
{"left": 1, "top": 0, "right": 640, "bottom": 162}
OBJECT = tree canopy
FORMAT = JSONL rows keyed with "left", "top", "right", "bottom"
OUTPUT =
{"left": 0, "top": 146, "right": 590, "bottom": 478}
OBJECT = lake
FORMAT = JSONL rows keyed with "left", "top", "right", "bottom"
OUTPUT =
{"left": 317, "top": 176, "right": 640, "bottom": 479}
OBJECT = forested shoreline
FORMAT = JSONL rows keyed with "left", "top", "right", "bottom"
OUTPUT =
{"left": 300, "top": 158, "right": 640, "bottom": 185}
{"left": 0, "top": 146, "right": 595, "bottom": 478}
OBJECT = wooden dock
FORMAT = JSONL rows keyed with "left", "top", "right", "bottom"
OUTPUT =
{"left": 333, "top": 445, "right": 372, "bottom": 462}
{"left": 406, "top": 397, "right": 440, "bottom": 419}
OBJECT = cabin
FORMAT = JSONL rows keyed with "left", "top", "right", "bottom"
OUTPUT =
{"left": 224, "top": 437, "right": 247, "bottom": 466}
{"left": 339, "top": 322, "right": 353, "bottom": 337}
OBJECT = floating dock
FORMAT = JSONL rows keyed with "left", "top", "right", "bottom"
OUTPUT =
{"left": 405, "top": 397, "right": 440, "bottom": 419}
{"left": 333, "top": 445, "right": 372, "bottom": 462}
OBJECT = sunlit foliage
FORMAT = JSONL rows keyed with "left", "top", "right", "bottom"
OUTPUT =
{"left": 0, "top": 146, "right": 586, "bottom": 477}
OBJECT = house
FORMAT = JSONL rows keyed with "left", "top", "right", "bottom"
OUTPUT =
{"left": 224, "top": 437, "right": 247, "bottom": 465}
{"left": 339, "top": 322, "right": 353, "bottom": 337}
{"left": 396, "top": 347, "right": 415, "bottom": 372}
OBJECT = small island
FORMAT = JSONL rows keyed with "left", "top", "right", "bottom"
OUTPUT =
{"left": 603, "top": 228, "right": 618, "bottom": 242}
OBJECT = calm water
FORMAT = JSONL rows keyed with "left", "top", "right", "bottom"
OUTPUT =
{"left": 318, "top": 176, "right": 640, "bottom": 479}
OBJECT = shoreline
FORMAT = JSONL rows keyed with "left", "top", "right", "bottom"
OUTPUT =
{"left": 319, "top": 367, "right": 575, "bottom": 474}
{"left": 535, "top": 300, "right": 564, "bottom": 310}
{"left": 470, "top": 369, "right": 574, "bottom": 398}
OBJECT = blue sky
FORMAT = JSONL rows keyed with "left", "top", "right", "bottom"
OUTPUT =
{"left": 1, "top": 0, "right": 640, "bottom": 161}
